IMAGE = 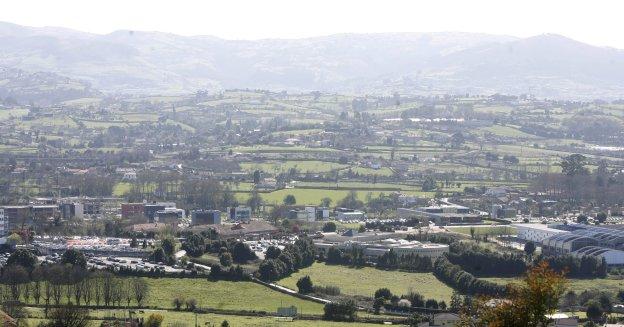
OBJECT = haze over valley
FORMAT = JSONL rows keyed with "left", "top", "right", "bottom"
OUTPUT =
{"left": 2, "top": 21, "right": 624, "bottom": 99}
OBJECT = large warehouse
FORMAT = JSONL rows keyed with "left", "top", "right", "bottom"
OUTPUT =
{"left": 515, "top": 223, "right": 624, "bottom": 266}
{"left": 513, "top": 223, "right": 567, "bottom": 242}
{"left": 541, "top": 233, "right": 596, "bottom": 255}
{"left": 571, "top": 246, "right": 624, "bottom": 266}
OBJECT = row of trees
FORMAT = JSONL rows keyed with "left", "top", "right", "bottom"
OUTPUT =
{"left": 323, "top": 246, "right": 366, "bottom": 267}
{"left": 320, "top": 245, "right": 434, "bottom": 272}
{"left": 376, "top": 250, "right": 433, "bottom": 272}
{"left": 532, "top": 154, "right": 624, "bottom": 205}
{"left": 373, "top": 288, "right": 447, "bottom": 314}
{"left": 0, "top": 264, "right": 149, "bottom": 309}
{"left": 257, "top": 237, "right": 315, "bottom": 281}
{"left": 446, "top": 242, "right": 526, "bottom": 277}
{"left": 432, "top": 256, "right": 506, "bottom": 297}
{"left": 540, "top": 254, "right": 607, "bottom": 278}
{"left": 443, "top": 240, "right": 606, "bottom": 279}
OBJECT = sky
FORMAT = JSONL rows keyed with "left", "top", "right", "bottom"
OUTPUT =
{"left": 1, "top": 0, "right": 624, "bottom": 48}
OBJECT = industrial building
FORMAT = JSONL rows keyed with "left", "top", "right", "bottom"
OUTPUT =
{"left": 59, "top": 202, "right": 84, "bottom": 220}
{"left": 541, "top": 233, "right": 597, "bottom": 255}
{"left": 191, "top": 210, "right": 221, "bottom": 225}
{"left": 229, "top": 206, "right": 252, "bottom": 222}
{"left": 397, "top": 204, "right": 482, "bottom": 225}
{"left": 513, "top": 223, "right": 567, "bottom": 242}
{"left": 121, "top": 203, "right": 145, "bottom": 220}
{"left": 515, "top": 223, "right": 624, "bottom": 266}
{"left": 154, "top": 208, "right": 185, "bottom": 224}
{"left": 1, "top": 205, "right": 59, "bottom": 230}
{"left": 335, "top": 208, "right": 366, "bottom": 221}
{"left": 287, "top": 206, "right": 330, "bottom": 221}
{"left": 144, "top": 202, "right": 176, "bottom": 223}
{"left": 314, "top": 237, "right": 449, "bottom": 262}
{"left": 0, "top": 209, "right": 7, "bottom": 238}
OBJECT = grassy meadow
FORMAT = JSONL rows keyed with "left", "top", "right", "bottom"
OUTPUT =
{"left": 277, "top": 263, "right": 454, "bottom": 302}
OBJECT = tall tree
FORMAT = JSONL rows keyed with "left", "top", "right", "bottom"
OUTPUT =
{"left": 461, "top": 261, "right": 566, "bottom": 326}
{"left": 560, "top": 154, "right": 589, "bottom": 176}
{"left": 61, "top": 249, "right": 87, "bottom": 269}
{"left": 283, "top": 194, "right": 297, "bottom": 205}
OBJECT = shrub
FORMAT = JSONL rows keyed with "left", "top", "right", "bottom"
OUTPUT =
{"left": 313, "top": 285, "right": 341, "bottom": 296}
{"left": 173, "top": 295, "right": 185, "bottom": 310}
{"left": 296, "top": 276, "right": 314, "bottom": 294}
{"left": 145, "top": 314, "right": 164, "bottom": 327}
{"left": 323, "top": 300, "right": 357, "bottom": 322}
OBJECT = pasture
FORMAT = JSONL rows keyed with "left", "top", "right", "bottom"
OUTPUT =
{"left": 24, "top": 307, "right": 400, "bottom": 327}
{"left": 143, "top": 278, "right": 325, "bottom": 314}
{"left": 278, "top": 263, "right": 454, "bottom": 302}
{"left": 239, "top": 160, "right": 348, "bottom": 173}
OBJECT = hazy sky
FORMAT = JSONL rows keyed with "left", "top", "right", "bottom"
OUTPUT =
{"left": 2, "top": 0, "right": 624, "bottom": 48}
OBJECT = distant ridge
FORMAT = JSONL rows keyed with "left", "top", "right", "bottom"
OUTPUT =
{"left": 0, "top": 66, "right": 100, "bottom": 106}
{"left": 1, "top": 21, "right": 623, "bottom": 99}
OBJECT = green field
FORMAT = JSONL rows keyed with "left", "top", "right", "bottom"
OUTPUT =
{"left": 240, "top": 160, "right": 348, "bottom": 173}
{"left": 236, "top": 186, "right": 434, "bottom": 206}
{"left": 473, "top": 105, "right": 514, "bottom": 114}
{"left": 349, "top": 166, "right": 394, "bottom": 177}
{"left": 296, "top": 181, "right": 424, "bottom": 192}
{"left": 477, "top": 125, "right": 540, "bottom": 139}
{"left": 232, "top": 145, "right": 339, "bottom": 153}
{"left": 278, "top": 263, "right": 454, "bottom": 302}
{"left": 240, "top": 188, "right": 383, "bottom": 206}
{"left": 0, "top": 108, "right": 29, "bottom": 120}
{"left": 483, "top": 277, "right": 624, "bottom": 294}
{"left": 113, "top": 182, "right": 132, "bottom": 196}
{"left": 25, "top": 307, "right": 399, "bottom": 327}
{"left": 61, "top": 97, "right": 103, "bottom": 106}
{"left": 143, "top": 278, "right": 325, "bottom": 314}
{"left": 6, "top": 277, "right": 324, "bottom": 315}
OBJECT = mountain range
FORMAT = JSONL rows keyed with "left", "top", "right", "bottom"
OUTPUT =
{"left": 1, "top": 21, "right": 624, "bottom": 99}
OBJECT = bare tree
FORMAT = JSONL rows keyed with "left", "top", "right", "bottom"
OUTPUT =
{"left": 47, "top": 265, "right": 65, "bottom": 305}
{"left": 2, "top": 265, "right": 29, "bottom": 301}
{"left": 81, "top": 275, "right": 93, "bottom": 306}
{"left": 44, "top": 304, "right": 89, "bottom": 327}
{"left": 71, "top": 266, "right": 87, "bottom": 305}
{"left": 101, "top": 271, "right": 114, "bottom": 306}
{"left": 22, "top": 282, "right": 30, "bottom": 304}
{"left": 32, "top": 266, "right": 44, "bottom": 305}
{"left": 124, "top": 279, "right": 133, "bottom": 308}
{"left": 93, "top": 273, "right": 102, "bottom": 307}
{"left": 132, "top": 278, "right": 149, "bottom": 307}
{"left": 44, "top": 277, "right": 52, "bottom": 316}
{"left": 112, "top": 278, "right": 123, "bottom": 307}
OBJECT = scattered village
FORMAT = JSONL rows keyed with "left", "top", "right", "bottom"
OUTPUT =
{"left": 1, "top": 89, "right": 624, "bottom": 326}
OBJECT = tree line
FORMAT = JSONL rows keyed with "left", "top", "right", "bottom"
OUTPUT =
{"left": 375, "top": 250, "right": 433, "bottom": 272}
{"left": 446, "top": 242, "right": 526, "bottom": 277}
{"left": 444, "top": 241, "right": 607, "bottom": 279}
{"left": 433, "top": 256, "right": 506, "bottom": 297}
{"left": 257, "top": 237, "right": 315, "bottom": 281}
{"left": 0, "top": 264, "right": 149, "bottom": 311}
{"left": 539, "top": 254, "right": 607, "bottom": 278}
{"left": 319, "top": 245, "right": 434, "bottom": 272}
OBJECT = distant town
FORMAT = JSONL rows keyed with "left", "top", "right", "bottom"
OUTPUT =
{"left": 0, "top": 86, "right": 623, "bottom": 326}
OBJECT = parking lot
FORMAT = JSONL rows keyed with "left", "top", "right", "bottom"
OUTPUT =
{"left": 38, "top": 252, "right": 200, "bottom": 274}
